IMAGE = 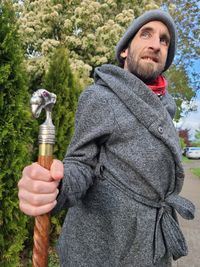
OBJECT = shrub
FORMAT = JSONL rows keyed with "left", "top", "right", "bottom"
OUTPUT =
{"left": 0, "top": 1, "right": 34, "bottom": 266}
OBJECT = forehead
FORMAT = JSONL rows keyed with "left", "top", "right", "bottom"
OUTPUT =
{"left": 138, "top": 20, "right": 170, "bottom": 37}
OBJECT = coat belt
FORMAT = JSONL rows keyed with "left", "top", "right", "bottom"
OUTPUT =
{"left": 153, "top": 194, "right": 194, "bottom": 263}
{"left": 100, "top": 168, "right": 195, "bottom": 264}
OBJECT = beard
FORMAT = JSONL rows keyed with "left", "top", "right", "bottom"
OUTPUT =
{"left": 126, "top": 48, "right": 165, "bottom": 82}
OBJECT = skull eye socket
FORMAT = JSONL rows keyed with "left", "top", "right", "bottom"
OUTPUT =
{"left": 42, "top": 91, "right": 49, "bottom": 97}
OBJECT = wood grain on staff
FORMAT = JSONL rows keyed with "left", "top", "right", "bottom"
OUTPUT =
{"left": 32, "top": 155, "right": 53, "bottom": 267}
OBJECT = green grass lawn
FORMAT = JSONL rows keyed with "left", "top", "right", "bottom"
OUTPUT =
{"left": 182, "top": 156, "right": 191, "bottom": 163}
{"left": 182, "top": 156, "right": 200, "bottom": 178}
{"left": 190, "top": 168, "right": 200, "bottom": 178}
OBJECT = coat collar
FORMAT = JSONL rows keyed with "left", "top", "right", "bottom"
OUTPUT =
{"left": 95, "top": 64, "right": 166, "bottom": 128}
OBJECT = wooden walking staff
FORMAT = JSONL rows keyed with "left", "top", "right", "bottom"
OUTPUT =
{"left": 30, "top": 89, "right": 57, "bottom": 267}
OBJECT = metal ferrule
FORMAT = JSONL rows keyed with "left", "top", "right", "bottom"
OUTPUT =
{"left": 38, "top": 124, "right": 55, "bottom": 145}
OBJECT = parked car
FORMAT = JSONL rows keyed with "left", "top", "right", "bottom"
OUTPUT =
{"left": 182, "top": 147, "right": 189, "bottom": 156}
{"left": 185, "top": 147, "right": 200, "bottom": 159}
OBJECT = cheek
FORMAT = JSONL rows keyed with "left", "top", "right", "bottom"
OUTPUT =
{"left": 129, "top": 47, "right": 141, "bottom": 63}
{"left": 134, "top": 44, "right": 143, "bottom": 56}
{"left": 162, "top": 48, "right": 168, "bottom": 63}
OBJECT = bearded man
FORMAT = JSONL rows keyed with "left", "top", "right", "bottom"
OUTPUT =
{"left": 18, "top": 10, "right": 195, "bottom": 267}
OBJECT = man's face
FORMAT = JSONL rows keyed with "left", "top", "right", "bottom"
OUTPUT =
{"left": 121, "top": 21, "right": 170, "bottom": 82}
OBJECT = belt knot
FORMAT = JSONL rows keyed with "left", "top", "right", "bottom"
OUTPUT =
{"left": 154, "top": 194, "right": 195, "bottom": 263}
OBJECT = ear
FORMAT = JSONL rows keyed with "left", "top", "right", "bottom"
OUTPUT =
{"left": 120, "top": 48, "right": 128, "bottom": 59}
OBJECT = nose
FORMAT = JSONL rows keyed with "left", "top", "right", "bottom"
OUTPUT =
{"left": 149, "top": 36, "right": 161, "bottom": 52}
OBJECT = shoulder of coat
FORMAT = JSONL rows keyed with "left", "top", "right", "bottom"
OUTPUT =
{"left": 80, "top": 84, "right": 114, "bottom": 103}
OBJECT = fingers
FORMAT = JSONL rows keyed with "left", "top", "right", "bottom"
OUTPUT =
{"left": 18, "top": 160, "right": 64, "bottom": 216}
{"left": 18, "top": 187, "right": 59, "bottom": 210}
{"left": 19, "top": 187, "right": 59, "bottom": 206}
{"left": 22, "top": 160, "right": 64, "bottom": 182}
{"left": 50, "top": 159, "right": 64, "bottom": 180}
{"left": 23, "top": 162, "right": 52, "bottom": 182}
{"left": 18, "top": 175, "right": 59, "bottom": 194}
{"left": 18, "top": 180, "right": 59, "bottom": 200}
{"left": 18, "top": 178, "right": 60, "bottom": 216}
{"left": 19, "top": 200, "right": 58, "bottom": 217}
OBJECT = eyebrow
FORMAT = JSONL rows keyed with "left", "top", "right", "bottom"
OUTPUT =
{"left": 140, "top": 26, "right": 154, "bottom": 33}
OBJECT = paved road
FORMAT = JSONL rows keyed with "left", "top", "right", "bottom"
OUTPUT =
{"left": 172, "top": 160, "right": 200, "bottom": 267}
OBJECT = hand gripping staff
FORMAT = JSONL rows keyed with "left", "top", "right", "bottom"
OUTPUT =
{"left": 30, "top": 89, "right": 57, "bottom": 267}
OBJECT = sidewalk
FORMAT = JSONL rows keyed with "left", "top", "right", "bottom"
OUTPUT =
{"left": 172, "top": 160, "right": 200, "bottom": 267}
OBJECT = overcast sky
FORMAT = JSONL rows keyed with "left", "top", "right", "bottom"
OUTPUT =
{"left": 177, "top": 77, "right": 200, "bottom": 140}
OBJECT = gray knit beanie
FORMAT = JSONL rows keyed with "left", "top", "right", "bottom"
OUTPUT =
{"left": 115, "top": 9, "right": 177, "bottom": 72}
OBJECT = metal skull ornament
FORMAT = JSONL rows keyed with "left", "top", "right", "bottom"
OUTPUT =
{"left": 30, "top": 89, "right": 57, "bottom": 144}
{"left": 30, "top": 89, "right": 56, "bottom": 118}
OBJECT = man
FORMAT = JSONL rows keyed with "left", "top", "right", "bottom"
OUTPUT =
{"left": 18, "top": 10, "right": 195, "bottom": 267}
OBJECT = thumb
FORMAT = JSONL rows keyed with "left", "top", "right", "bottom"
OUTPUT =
{"left": 50, "top": 159, "right": 64, "bottom": 181}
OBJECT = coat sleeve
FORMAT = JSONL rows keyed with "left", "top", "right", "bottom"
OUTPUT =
{"left": 52, "top": 87, "right": 114, "bottom": 213}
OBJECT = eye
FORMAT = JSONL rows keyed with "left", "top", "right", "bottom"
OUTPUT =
{"left": 160, "top": 37, "right": 170, "bottom": 46}
{"left": 140, "top": 31, "right": 151, "bottom": 39}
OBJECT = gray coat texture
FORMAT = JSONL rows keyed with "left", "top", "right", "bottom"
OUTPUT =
{"left": 53, "top": 64, "right": 195, "bottom": 267}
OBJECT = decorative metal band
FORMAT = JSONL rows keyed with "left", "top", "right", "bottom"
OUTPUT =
{"left": 39, "top": 144, "right": 53, "bottom": 156}
{"left": 38, "top": 124, "right": 55, "bottom": 144}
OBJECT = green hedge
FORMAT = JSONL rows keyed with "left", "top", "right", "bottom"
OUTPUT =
{"left": 0, "top": 1, "right": 35, "bottom": 266}
{"left": 0, "top": 3, "right": 81, "bottom": 265}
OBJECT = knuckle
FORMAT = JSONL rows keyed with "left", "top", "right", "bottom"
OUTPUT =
{"left": 22, "top": 165, "right": 29, "bottom": 175}
{"left": 31, "top": 195, "right": 41, "bottom": 206}
{"left": 18, "top": 190, "right": 23, "bottom": 200}
{"left": 47, "top": 182, "right": 58, "bottom": 193}
{"left": 18, "top": 175, "right": 28, "bottom": 189}
{"left": 18, "top": 179, "right": 22, "bottom": 188}
{"left": 29, "top": 167, "right": 38, "bottom": 179}
{"left": 29, "top": 163, "right": 42, "bottom": 179}
{"left": 18, "top": 201, "right": 23, "bottom": 211}
{"left": 52, "top": 182, "right": 59, "bottom": 192}
{"left": 32, "top": 182, "right": 41, "bottom": 193}
{"left": 19, "top": 202, "right": 27, "bottom": 214}
{"left": 19, "top": 201, "right": 37, "bottom": 217}
{"left": 22, "top": 164, "right": 33, "bottom": 177}
{"left": 52, "top": 191, "right": 58, "bottom": 201}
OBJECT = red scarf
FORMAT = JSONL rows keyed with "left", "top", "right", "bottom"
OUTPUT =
{"left": 146, "top": 75, "right": 167, "bottom": 96}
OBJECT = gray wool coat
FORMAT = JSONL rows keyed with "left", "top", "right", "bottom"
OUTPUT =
{"left": 53, "top": 64, "right": 195, "bottom": 267}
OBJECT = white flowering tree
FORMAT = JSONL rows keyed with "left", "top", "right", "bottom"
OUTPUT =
{"left": 16, "top": 0, "right": 198, "bottom": 120}
{"left": 17, "top": 0, "right": 162, "bottom": 86}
